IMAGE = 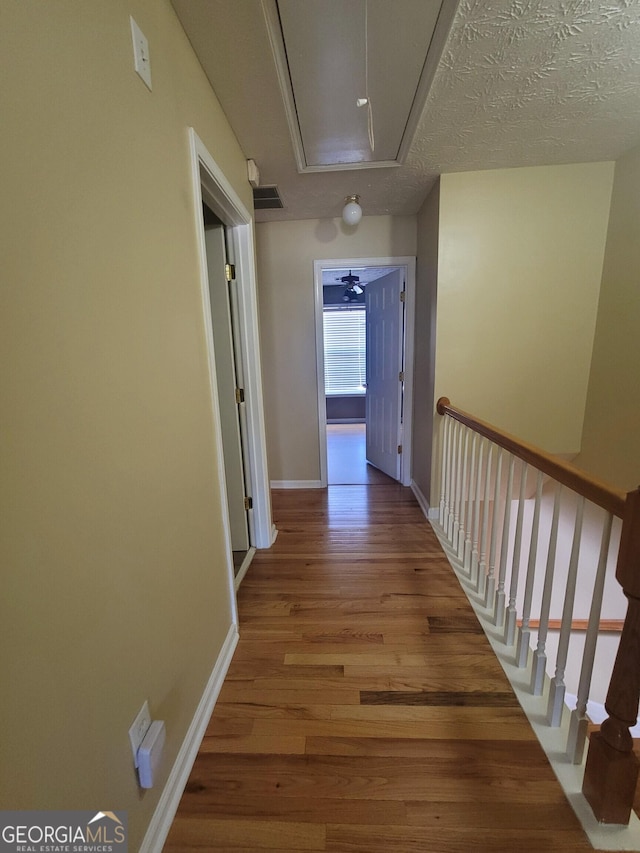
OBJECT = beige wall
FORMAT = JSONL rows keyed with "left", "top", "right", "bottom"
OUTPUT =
{"left": 256, "top": 216, "right": 417, "bottom": 482}
{"left": 0, "top": 2, "right": 251, "bottom": 847}
{"left": 412, "top": 180, "right": 440, "bottom": 502}
{"left": 429, "top": 163, "right": 614, "bottom": 500}
{"left": 575, "top": 144, "right": 640, "bottom": 492}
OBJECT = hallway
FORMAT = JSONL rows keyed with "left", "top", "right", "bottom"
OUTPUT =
{"left": 165, "top": 485, "right": 593, "bottom": 852}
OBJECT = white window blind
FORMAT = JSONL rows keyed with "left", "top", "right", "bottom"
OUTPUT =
{"left": 323, "top": 307, "right": 366, "bottom": 396}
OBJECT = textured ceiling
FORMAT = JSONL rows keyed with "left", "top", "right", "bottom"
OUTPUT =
{"left": 418, "top": 0, "right": 640, "bottom": 171}
{"left": 172, "top": 0, "right": 640, "bottom": 222}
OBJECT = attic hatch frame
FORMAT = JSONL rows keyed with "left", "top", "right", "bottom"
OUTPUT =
{"left": 261, "top": 0, "right": 460, "bottom": 173}
{"left": 188, "top": 128, "right": 274, "bottom": 558}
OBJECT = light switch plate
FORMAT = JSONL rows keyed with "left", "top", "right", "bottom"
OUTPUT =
{"left": 130, "top": 17, "right": 152, "bottom": 91}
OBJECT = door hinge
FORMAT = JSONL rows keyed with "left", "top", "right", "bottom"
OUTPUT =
{"left": 400, "top": 290, "right": 406, "bottom": 303}
{"left": 399, "top": 371, "right": 404, "bottom": 382}
{"left": 235, "top": 387, "right": 245, "bottom": 404}
{"left": 397, "top": 444, "right": 403, "bottom": 455}
{"left": 225, "top": 263, "right": 236, "bottom": 282}
{"left": 244, "top": 496, "right": 253, "bottom": 510}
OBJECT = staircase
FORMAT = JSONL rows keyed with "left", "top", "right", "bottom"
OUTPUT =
{"left": 434, "top": 397, "right": 640, "bottom": 849}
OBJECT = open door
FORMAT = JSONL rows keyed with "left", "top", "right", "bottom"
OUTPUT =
{"left": 313, "top": 256, "right": 415, "bottom": 488}
{"left": 204, "top": 223, "right": 250, "bottom": 553}
{"left": 365, "top": 269, "right": 404, "bottom": 480}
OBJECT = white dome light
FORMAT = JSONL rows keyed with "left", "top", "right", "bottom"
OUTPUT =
{"left": 342, "top": 195, "right": 362, "bottom": 226}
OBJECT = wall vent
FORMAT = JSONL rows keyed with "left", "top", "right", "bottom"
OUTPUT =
{"left": 253, "top": 185, "right": 283, "bottom": 209}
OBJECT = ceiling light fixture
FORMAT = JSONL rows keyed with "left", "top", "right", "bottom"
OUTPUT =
{"left": 342, "top": 195, "right": 362, "bottom": 226}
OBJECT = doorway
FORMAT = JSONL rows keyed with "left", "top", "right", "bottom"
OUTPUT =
{"left": 314, "top": 256, "right": 416, "bottom": 488}
{"left": 203, "top": 214, "right": 251, "bottom": 575}
{"left": 189, "top": 128, "right": 274, "bottom": 603}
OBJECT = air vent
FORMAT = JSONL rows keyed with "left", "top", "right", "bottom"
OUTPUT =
{"left": 253, "top": 185, "right": 283, "bottom": 209}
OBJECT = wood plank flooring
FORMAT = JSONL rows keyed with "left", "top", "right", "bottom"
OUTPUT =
{"left": 326, "top": 424, "right": 396, "bottom": 485}
{"left": 165, "top": 485, "right": 596, "bottom": 852}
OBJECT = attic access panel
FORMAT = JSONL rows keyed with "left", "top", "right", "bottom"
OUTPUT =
{"left": 266, "top": 0, "right": 458, "bottom": 172}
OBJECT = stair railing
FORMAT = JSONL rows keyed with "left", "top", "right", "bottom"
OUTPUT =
{"left": 436, "top": 397, "right": 640, "bottom": 825}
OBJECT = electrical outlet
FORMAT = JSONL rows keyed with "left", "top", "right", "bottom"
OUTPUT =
{"left": 128, "top": 700, "right": 151, "bottom": 768}
{"left": 130, "top": 17, "right": 152, "bottom": 91}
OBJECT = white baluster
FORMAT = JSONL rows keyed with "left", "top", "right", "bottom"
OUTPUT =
{"left": 476, "top": 442, "right": 493, "bottom": 596}
{"left": 439, "top": 415, "right": 449, "bottom": 528}
{"left": 464, "top": 433, "right": 477, "bottom": 572}
{"left": 470, "top": 437, "right": 484, "bottom": 585}
{"left": 494, "top": 455, "right": 515, "bottom": 628}
{"left": 453, "top": 423, "right": 463, "bottom": 548}
{"left": 547, "top": 495, "right": 585, "bottom": 727}
{"left": 516, "top": 470, "right": 543, "bottom": 668}
{"left": 530, "top": 483, "right": 562, "bottom": 695}
{"left": 566, "top": 511, "right": 614, "bottom": 763}
{"left": 445, "top": 419, "right": 454, "bottom": 539}
{"left": 484, "top": 448, "right": 503, "bottom": 609}
{"left": 504, "top": 462, "right": 528, "bottom": 646}
{"left": 447, "top": 421, "right": 458, "bottom": 541}
{"left": 457, "top": 427, "right": 470, "bottom": 561}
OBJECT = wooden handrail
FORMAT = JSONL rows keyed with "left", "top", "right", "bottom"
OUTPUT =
{"left": 436, "top": 397, "right": 626, "bottom": 518}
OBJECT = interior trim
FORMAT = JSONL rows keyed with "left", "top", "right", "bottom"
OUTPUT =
{"left": 139, "top": 624, "right": 239, "bottom": 853}
{"left": 189, "top": 128, "right": 275, "bottom": 550}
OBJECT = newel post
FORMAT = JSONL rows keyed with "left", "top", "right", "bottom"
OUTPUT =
{"left": 436, "top": 397, "right": 450, "bottom": 416}
{"left": 583, "top": 487, "right": 640, "bottom": 824}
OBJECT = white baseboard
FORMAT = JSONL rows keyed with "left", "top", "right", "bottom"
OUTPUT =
{"left": 234, "top": 547, "right": 256, "bottom": 591}
{"left": 139, "top": 623, "right": 239, "bottom": 853}
{"left": 410, "top": 480, "right": 438, "bottom": 521}
{"left": 270, "top": 480, "right": 323, "bottom": 489}
{"left": 271, "top": 524, "right": 278, "bottom": 545}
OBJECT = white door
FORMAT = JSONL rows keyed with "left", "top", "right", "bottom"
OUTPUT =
{"left": 205, "top": 226, "right": 250, "bottom": 551}
{"left": 228, "top": 259, "right": 254, "bottom": 541}
{"left": 365, "top": 269, "right": 404, "bottom": 480}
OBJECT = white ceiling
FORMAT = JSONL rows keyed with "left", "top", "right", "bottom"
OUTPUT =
{"left": 172, "top": 0, "right": 640, "bottom": 222}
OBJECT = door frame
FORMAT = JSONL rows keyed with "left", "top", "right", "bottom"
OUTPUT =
{"left": 188, "top": 128, "right": 274, "bottom": 560}
{"left": 203, "top": 225, "right": 250, "bottom": 554}
{"left": 313, "top": 256, "right": 416, "bottom": 487}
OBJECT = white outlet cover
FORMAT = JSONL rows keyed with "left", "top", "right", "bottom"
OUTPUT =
{"left": 130, "top": 16, "right": 152, "bottom": 91}
{"left": 128, "top": 700, "right": 151, "bottom": 768}
{"left": 137, "top": 720, "right": 166, "bottom": 789}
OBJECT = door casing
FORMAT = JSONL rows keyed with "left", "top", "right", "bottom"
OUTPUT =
{"left": 204, "top": 225, "right": 250, "bottom": 552}
{"left": 313, "top": 256, "right": 416, "bottom": 487}
{"left": 188, "top": 128, "right": 275, "bottom": 571}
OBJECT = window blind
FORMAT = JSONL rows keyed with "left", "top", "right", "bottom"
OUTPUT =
{"left": 323, "top": 307, "right": 366, "bottom": 396}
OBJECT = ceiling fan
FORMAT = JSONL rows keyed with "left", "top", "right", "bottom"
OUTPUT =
{"left": 337, "top": 270, "right": 364, "bottom": 300}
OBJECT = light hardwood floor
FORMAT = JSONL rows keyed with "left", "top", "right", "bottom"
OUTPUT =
{"left": 326, "top": 423, "right": 395, "bottom": 485}
{"left": 165, "top": 485, "right": 596, "bottom": 852}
